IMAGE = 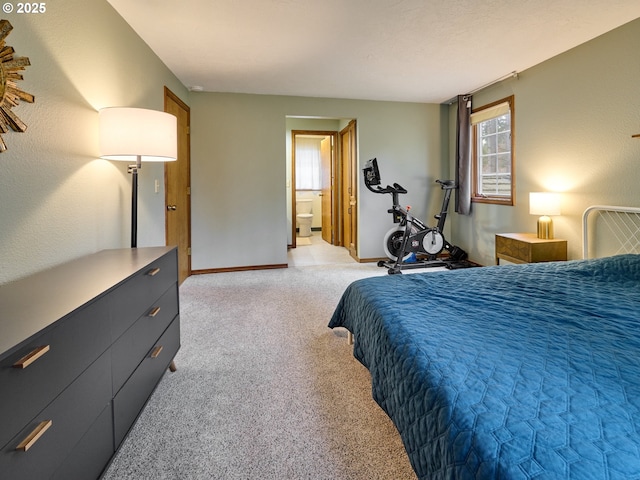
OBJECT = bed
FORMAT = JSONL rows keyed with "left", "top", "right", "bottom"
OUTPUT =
{"left": 328, "top": 206, "right": 640, "bottom": 479}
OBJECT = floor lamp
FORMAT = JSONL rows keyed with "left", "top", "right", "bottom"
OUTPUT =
{"left": 99, "top": 107, "right": 177, "bottom": 248}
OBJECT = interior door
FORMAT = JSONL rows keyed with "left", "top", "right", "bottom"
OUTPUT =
{"left": 340, "top": 120, "right": 357, "bottom": 257}
{"left": 320, "top": 136, "right": 333, "bottom": 244}
{"left": 340, "top": 131, "right": 349, "bottom": 248}
{"left": 164, "top": 87, "right": 191, "bottom": 284}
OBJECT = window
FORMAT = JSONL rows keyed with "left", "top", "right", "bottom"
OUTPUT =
{"left": 471, "top": 96, "right": 514, "bottom": 205}
{"left": 295, "top": 137, "right": 322, "bottom": 190}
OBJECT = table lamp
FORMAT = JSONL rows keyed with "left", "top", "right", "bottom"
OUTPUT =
{"left": 530, "top": 192, "right": 561, "bottom": 239}
{"left": 99, "top": 107, "right": 177, "bottom": 248}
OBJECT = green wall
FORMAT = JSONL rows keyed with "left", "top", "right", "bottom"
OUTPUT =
{"left": 0, "top": 0, "right": 188, "bottom": 284}
{"left": 189, "top": 92, "right": 445, "bottom": 270}
{"left": 448, "top": 17, "right": 640, "bottom": 265}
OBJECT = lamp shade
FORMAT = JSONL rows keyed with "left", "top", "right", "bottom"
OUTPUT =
{"left": 99, "top": 107, "right": 177, "bottom": 162}
{"left": 529, "top": 192, "right": 561, "bottom": 216}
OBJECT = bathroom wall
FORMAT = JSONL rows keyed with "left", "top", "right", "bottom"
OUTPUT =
{"left": 447, "top": 17, "right": 640, "bottom": 265}
{"left": 0, "top": 0, "right": 188, "bottom": 285}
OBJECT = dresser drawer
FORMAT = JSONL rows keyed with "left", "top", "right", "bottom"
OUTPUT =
{"left": 0, "top": 350, "right": 111, "bottom": 480}
{"left": 0, "top": 297, "right": 112, "bottom": 449}
{"left": 113, "top": 317, "right": 180, "bottom": 448}
{"left": 109, "top": 251, "right": 178, "bottom": 342}
{"left": 111, "top": 284, "right": 179, "bottom": 395}
{"left": 51, "top": 404, "right": 113, "bottom": 480}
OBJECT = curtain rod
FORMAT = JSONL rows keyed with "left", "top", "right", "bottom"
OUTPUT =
{"left": 443, "top": 71, "right": 518, "bottom": 105}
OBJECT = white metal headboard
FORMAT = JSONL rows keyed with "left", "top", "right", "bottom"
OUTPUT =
{"left": 582, "top": 205, "right": 640, "bottom": 259}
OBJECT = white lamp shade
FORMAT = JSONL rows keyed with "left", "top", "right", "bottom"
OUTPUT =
{"left": 529, "top": 192, "right": 561, "bottom": 216}
{"left": 99, "top": 107, "right": 177, "bottom": 162}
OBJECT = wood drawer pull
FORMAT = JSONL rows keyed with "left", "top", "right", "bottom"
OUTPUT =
{"left": 148, "top": 306, "right": 161, "bottom": 317}
{"left": 16, "top": 420, "right": 52, "bottom": 452}
{"left": 13, "top": 345, "right": 50, "bottom": 369}
{"left": 147, "top": 267, "right": 161, "bottom": 276}
{"left": 151, "top": 345, "right": 163, "bottom": 358}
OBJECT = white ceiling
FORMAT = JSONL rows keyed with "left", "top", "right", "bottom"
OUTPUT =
{"left": 107, "top": 0, "right": 640, "bottom": 103}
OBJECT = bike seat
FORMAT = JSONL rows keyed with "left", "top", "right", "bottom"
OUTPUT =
{"left": 436, "top": 179, "right": 456, "bottom": 189}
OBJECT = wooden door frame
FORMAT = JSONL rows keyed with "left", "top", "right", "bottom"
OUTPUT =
{"left": 290, "top": 130, "right": 338, "bottom": 248}
{"left": 164, "top": 87, "right": 192, "bottom": 281}
{"left": 339, "top": 120, "right": 358, "bottom": 258}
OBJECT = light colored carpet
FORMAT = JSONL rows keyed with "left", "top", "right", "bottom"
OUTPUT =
{"left": 102, "top": 263, "right": 419, "bottom": 480}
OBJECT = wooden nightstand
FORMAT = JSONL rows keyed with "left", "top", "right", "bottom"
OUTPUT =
{"left": 495, "top": 233, "right": 567, "bottom": 265}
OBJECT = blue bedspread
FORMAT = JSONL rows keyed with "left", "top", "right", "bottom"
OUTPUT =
{"left": 328, "top": 255, "right": 640, "bottom": 479}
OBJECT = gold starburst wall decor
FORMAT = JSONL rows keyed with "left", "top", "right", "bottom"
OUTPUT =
{"left": 0, "top": 19, "right": 34, "bottom": 152}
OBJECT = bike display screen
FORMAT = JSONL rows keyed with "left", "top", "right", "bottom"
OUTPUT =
{"left": 363, "top": 158, "right": 381, "bottom": 186}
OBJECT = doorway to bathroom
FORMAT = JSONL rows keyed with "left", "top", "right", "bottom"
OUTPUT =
{"left": 291, "top": 130, "right": 338, "bottom": 249}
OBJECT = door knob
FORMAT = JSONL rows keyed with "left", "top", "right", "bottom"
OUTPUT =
{"left": 166, "top": 205, "right": 177, "bottom": 211}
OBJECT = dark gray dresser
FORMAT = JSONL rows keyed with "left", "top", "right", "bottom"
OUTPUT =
{"left": 0, "top": 247, "right": 180, "bottom": 479}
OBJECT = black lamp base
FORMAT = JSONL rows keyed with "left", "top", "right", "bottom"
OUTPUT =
{"left": 128, "top": 155, "right": 142, "bottom": 248}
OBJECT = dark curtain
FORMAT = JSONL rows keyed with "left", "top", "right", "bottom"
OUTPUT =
{"left": 455, "top": 95, "right": 472, "bottom": 215}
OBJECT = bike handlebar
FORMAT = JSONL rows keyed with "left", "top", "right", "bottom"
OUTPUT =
{"left": 392, "top": 183, "right": 407, "bottom": 194}
{"left": 364, "top": 182, "right": 407, "bottom": 195}
{"left": 364, "top": 158, "right": 457, "bottom": 195}
{"left": 366, "top": 179, "right": 455, "bottom": 195}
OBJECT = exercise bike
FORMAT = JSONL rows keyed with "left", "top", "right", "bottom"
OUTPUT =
{"left": 363, "top": 158, "right": 468, "bottom": 274}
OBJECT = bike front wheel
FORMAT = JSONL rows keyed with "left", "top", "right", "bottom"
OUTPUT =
{"left": 383, "top": 225, "right": 418, "bottom": 261}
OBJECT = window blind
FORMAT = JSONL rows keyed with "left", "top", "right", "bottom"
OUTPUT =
{"left": 470, "top": 101, "right": 510, "bottom": 125}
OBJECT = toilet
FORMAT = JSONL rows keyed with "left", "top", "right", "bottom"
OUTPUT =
{"left": 296, "top": 198, "right": 313, "bottom": 237}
